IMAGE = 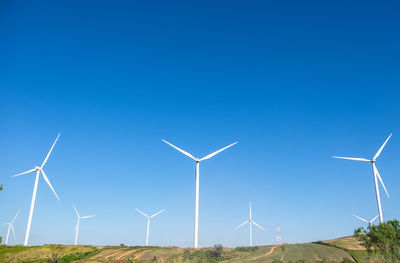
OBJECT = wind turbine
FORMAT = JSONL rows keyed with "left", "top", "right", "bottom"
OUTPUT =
{"left": 333, "top": 134, "right": 391, "bottom": 223}
{"left": 136, "top": 208, "right": 166, "bottom": 246}
{"left": 3, "top": 210, "right": 20, "bottom": 245}
{"left": 234, "top": 203, "right": 265, "bottom": 247}
{"left": 73, "top": 205, "right": 95, "bottom": 245}
{"left": 13, "top": 133, "right": 61, "bottom": 246}
{"left": 162, "top": 139, "right": 237, "bottom": 248}
{"left": 353, "top": 214, "right": 379, "bottom": 228}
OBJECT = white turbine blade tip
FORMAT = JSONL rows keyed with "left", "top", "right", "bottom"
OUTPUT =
{"left": 40, "top": 169, "right": 60, "bottom": 201}
{"left": 371, "top": 215, "right": 379, "bottom": 223}
{"left": 353, "top": 214, "right": 369, "bottom": 223}
{"left": 136, "top": 208, "right": 149, "bottom": 218}
{"left": 81, "top": 215, "right": 96, "bottom": 219}
{"left": 373, "top": 133, "right": 392, "bottom": 160}
{"left": 234, "top": 220, "right": 249, "bottom": 229}
{"left": 373, "top": 165, "right": 390, "bottom": 198}
{"left": 252, "top": 221, "right": 266, "bottom": 231}
{"left": 161, "top": 139, "right": 197, "bottom": 161}
{"left": 332, "top": 156, "right": 370, "bottom": 162}
{"left": 151, "top": 209, "right": 166, "bottom": 218}
{"left": 12, "top": 168, "right": 38, "bottom": 177}
{"left": 72, "top": 205, "right": 80, "bottom": 217}
{"left": 12, "top": 210, "right": 21, "bottom": 223}
{"left": 200, "top": 141, "right": 238, "bottom": 161}
{"left": 41, "top": 133, "right": 61, "bottom": 168}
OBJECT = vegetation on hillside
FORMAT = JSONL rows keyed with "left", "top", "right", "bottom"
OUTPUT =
{"left": 354, "top": 219, "right": 400, "bottom": 262}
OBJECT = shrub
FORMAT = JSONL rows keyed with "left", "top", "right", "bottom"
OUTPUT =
{"left": 342, "top": 258, "right": 353, "bottom": 263}
{"left": 233, "top": 246, "right": 258, "bottom": 252}
{"left": 212, "top": 244, "right": 223, "bottom": 258}
{"left": 354, "top": 219, "right": 400, "bottom": 262}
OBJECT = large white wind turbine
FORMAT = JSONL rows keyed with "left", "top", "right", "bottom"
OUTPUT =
{"left": 13, "top": 133, "right": 61, "bottom": 246}
{"left": 162, "top": 139, "right": 237, "bottom": 248}
{"left": 234, "top": 203, "right": 265, "bottom": 247}
{"left": 3, "top": 210, "right": 20, "bottom": 245}
{"left": 73, "top": 205, "right": 95, "bottom": 245}
{"left": 353, "top": 214, "right": 379, "bottom": 228}
{"left": 136, "top": 208, "right": 166, "bottom": 246}
{"left": 333, "top": 134, "right": 392, "bottom": 223}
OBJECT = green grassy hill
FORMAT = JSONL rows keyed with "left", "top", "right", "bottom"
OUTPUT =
{"left": 0, "top": 237, "right": 384, "bottom": 263}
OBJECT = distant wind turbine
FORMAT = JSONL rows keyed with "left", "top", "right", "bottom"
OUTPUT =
{"left": 333, "top": 134, "right": 392, "bottom": 223}
{"left": 162, "top": 139, "right": 237, "bottom": 248}
{"left": 353, "top": 214, "right": 379, "bottom": 228}
{"left": 136, "top": 208, "right": 166, "bottom": 246}
{"left": 13, "top": 133, "right": 61, "bottom": 246}
{"left": 3, "top": 210, "right": 20, "bottom": 245}
{"left": 234, "top": 203, "right": 265, "bottom": 247}
{"left": 73, "top": 205, "right": 95, "bottom": 245}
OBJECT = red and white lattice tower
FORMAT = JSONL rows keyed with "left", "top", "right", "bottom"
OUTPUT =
{"left": 276, "top": 224, "right": 282, "bottom": 245}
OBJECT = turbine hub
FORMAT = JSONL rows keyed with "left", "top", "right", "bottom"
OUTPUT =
{"left": 35, "top": 166, "right": 41, "bottom": 170}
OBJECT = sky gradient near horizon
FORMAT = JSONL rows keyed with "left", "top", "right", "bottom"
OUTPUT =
{"left": 1, "top": 0, "right": 400, "bottom": 247}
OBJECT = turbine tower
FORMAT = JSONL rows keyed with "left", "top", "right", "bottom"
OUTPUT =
{"left": 353, "top": 214, "right": 379, "bottom": 228}
{"left": 234, "top": 203, "right": 266, "bottom": 247}
{"left": 13, "top": 133, "right": 61, "bottom": 246}
{"left": 3, "top": 210, "right": 20, "bottom": 245}
{"left": 162, "top": 139, "right": 237, "bottom": 248}
{"left": 136, "top": 208, "right": 166, "bottom": 246}
{"left": 73, "top": 205, "right": 95, "bottom": 245}
{"left": 333, "top": 134, "right": 391, "bottom": 223}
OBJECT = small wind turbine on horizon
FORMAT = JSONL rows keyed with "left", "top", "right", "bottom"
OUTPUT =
{"left": 13, "top": 133, "right": 61, "bottom": 246}
{"left": 333, "top": 134, "right": 392, "bottom": 223}
{"left": 73, "top": 205, "right": 95, "bottom": 245}
{"left": 136, "top": 208, "right": 166, "bottom": 246}
{"left": 353, "top": 214, "right": 379, "bottom": 228}
{"left": 3, "top": 210, "right": 20, "bottom": 245}
{"left": 162, "top": 139, "right": 237, "bottom": 248}
{"left": 234, "top": 203, "right": 265, "bottom": 247}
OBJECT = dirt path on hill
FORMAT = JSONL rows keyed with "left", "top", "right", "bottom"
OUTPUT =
{"left": 133, "top": 249, "right": 149, "bottom": 260}
{"left": 92, "top": 248, "right": 125, "bottom": 259}
{"left": 252, "top": 245, "right": 279, "bottom": 259}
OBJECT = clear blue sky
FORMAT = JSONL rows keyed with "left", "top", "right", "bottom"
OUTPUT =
{"left": 1, "top": 0, "right": 399, "bottom": 247}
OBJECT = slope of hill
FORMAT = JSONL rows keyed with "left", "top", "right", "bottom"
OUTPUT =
{"left": 0, "top": 237, "right": 382, "bottom": 263}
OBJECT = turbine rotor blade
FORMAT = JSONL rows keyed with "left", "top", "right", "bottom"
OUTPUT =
{"left": 370, "top": 215, "right": 379, "bottom": 223}
{"left": 136, "top": 208, "right": 149, "bottom": 218}
{"left": 200, "top": 142, "right": 238, "bottom": 161}
{"left": 73, "top": 205, "right": 80, "bottom": 217}
{"left": 162, "top": 140, "right": 197, "bottom": 161}
{"left": 252, "top": 221, "right": 266, "bottom": 231}
{"left": 373, "top": 164, "right": 390, "bottom": 198}
{"left": 353, "top": 214, "right": 369, "bottom": 223}
{"left": 150, "top": 209, "right": 166, "bottom": 218}
{"left": 41, "top": 133, "right": 61, "bottom": 168}
{"left": 332, "top": 156, "right": 371, "bottom": 162}
{"left": 10, "top": 224, "right": 16, "bottom": 239}
{"left": 12, "top": 168, "right": 38, "bottom": 177}
{"left": 81, "top": 215, "right": 96, "bottom": 219}
{"left": 40, "top": 169, "right": 60, "bottom": 200}
{"left": 373, "top": 134, "right": 392, "bottom": 161}
{"left": 11, "top": 210, "right": 20, "bottom": 223}
{"left": 234, "top": 220, "right": 249, "bottom": 229}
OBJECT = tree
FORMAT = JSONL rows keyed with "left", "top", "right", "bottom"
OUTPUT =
{"left": 212, "top": 244, "right": 223, "bottom": 258}
{"left": 354, "top": 219, "right": 400, "bottom": 262}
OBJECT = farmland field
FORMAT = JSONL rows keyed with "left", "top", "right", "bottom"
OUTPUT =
{"left": 0, "top": 236, "right": 385, "bottom": 262}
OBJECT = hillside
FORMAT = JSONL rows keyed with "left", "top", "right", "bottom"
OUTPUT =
{"left": 0, "top": 237, "right": 383, "bottom": 263}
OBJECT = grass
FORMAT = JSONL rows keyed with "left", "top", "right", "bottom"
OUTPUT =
{"left": 0, "top": 237, "right": 390, "bottom": 262}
